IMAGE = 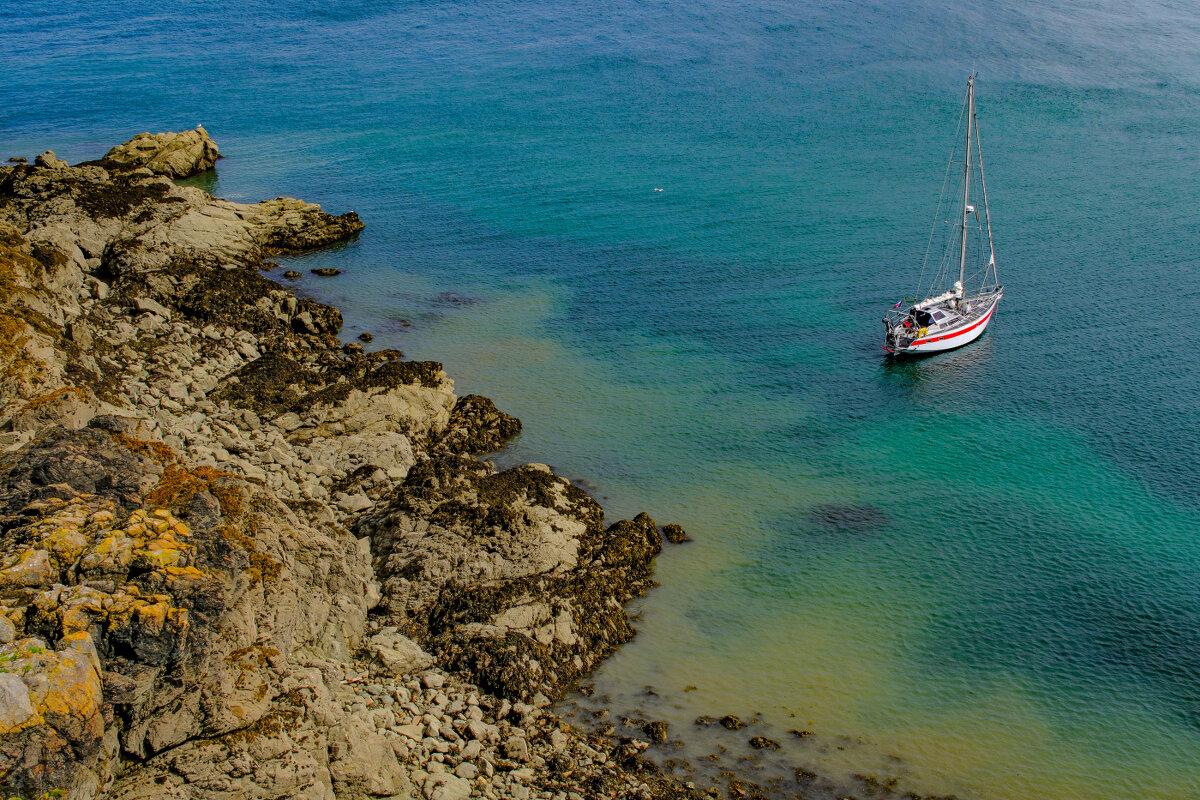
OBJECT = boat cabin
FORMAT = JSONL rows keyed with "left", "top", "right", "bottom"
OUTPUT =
{"left": 911, "top": 307, "right": 963, "bottom": 330}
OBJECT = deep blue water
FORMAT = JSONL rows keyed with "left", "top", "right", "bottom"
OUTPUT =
{"left": 5, "top": 2, "right": 1200, "bottom": 797}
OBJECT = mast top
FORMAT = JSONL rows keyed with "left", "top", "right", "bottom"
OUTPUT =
{"left": 958, "top": 74, "right": 973, "bottom": 293}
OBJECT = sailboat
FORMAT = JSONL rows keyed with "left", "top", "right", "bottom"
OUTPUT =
{"left": 882, "top": 75, "right": 1003, "bottom": 355}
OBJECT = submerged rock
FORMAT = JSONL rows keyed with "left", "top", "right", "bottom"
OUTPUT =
{"left": 808, "top": 502, "right": 889, "bottom": 533}
{"left": 662, "top": 523, "right": 690, "bottom": 543}
{"left": 433, "top": 290, "right": 477, "bottom": 307}
{"left": 643, "top": 720, "right": 670, "bottom": 743}
{"left": 312, "top": 267, "right": 342, "bottom": 277}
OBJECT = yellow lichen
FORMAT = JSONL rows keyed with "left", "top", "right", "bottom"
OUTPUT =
{"left": 132, "top": 546, "right": 184, "bottom": 569}
{"left": 43, "top": 526, "right": 90, "bottom": 566}
{"left": 59, "top": 590, "right": 106, "bottom": 634}
{"left": 134, "top": 601, "right": 170, "bottom": 635}
{"left": 163, "top": 565, "right": 207, "bottom": 593}
{"left": 36, "top": 650, "right": 102, "bottom": 721}
{"left": 81, "top": 533, "right": 134, "bottom": 572}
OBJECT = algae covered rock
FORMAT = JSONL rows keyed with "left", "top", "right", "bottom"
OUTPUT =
{"left": 643, "top": 719, "right": 670, "bottom": 744}
{"left": 748, "top": 735, "right": 779, "bottom": 750}
{"left": 358, "top": 454, "right": 662, "bottom": 701}
{"left": 244, "top": 197, "right": 363, "bottom": 253}
{"left": 661, "top": 522, "right": 690, "bottom": 543}
{"left": 439, "top": 393, "right": 522, "bottom": 454}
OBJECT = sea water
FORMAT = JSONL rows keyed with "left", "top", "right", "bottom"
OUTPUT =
{"left": 5, "top": 1, "right": 1200, "bottom": 797}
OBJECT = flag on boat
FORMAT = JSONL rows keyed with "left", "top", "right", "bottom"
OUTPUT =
{"left": 892, "top": 300, "right": 903, "bottom": 309}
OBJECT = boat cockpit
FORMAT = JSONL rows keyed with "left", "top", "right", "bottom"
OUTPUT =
{"left": 908, "top": 307, "right": 963, "bottom": 331}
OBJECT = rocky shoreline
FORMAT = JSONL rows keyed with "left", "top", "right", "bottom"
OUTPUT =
{"left": 0, "top": 130, "right": 699, "bottom": 800}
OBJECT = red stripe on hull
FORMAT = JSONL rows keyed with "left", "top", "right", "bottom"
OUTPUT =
{"left": 909, "top": 303, "right": 996, "bottom": 347}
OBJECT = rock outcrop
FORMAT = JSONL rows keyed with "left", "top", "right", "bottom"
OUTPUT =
{"left": 439, "top": 395, "right": 522, "bottom": 455}
{"left": 102, "top": 127, "right": 221, "bottom": 179}
{"left": 0, "top": 135, "right": 691, "bottom": 800}
{"left": 359, "top": 456, "right": 662, "bottom": 702}
{"left": 34, "top": 151, "right": 68, "bottom": 170}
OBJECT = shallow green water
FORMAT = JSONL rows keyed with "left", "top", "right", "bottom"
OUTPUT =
{"left": 5, "top": 2, "right": 1200, "bottom": 796}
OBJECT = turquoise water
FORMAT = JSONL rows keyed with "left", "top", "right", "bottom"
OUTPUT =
{"left": 6, "top": 2, "right": 1200, "bottom": 796}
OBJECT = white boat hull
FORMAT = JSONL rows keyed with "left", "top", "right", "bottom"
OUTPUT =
{"left": 888, "top": 293, "right": 1001, "bottom": 355}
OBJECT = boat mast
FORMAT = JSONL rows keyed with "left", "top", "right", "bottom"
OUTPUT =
{"left": 975, "top": 99, "right": 999, "bottom": 287}
{"left": 958, "top": 75, "right": 973, "bottom": 295}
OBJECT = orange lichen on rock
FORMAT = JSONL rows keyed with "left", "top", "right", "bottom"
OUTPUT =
{"left": 57, "top": 586, "right": 108, "bottom": 634}
{"left": 17, "top": 385, "right": 91, "bottom": 413}
{"left": 163, "top": 565, "right": 207, "bottom": 592}
{"left": 144, "top": 461, "right": 242, "bottom": 517}
{"left": 37, "top": 649, "right": 103, "bottom": 728}
{"left": 111, "top": 433, "right": 179, "bottom": 465}
{"left": 0, "top": 631, "right": 105, "bottom": 753}
{"left": 0, "top": 312, "right": 33, "bottom": 368}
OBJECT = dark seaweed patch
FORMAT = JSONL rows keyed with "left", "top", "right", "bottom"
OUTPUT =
{"left": 807, "top": 503, "right": 888, "bottom": 534}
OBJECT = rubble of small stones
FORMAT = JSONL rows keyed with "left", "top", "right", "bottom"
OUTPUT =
{"left": 0, "top": 135, "right": 696, "bottom": 800}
